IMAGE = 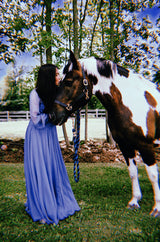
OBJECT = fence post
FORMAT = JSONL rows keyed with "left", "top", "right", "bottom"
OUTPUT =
{"left": 26, "top": 111, "right": 29, "bottom": 120}
{"left": 7, "top": 111, "right": 9, "bottom": 121}
{"left": 96, "top": 109, "right": 98, "bottom": 118}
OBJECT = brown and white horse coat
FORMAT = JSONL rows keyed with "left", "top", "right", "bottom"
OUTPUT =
{"left": 52, "top": 52, "right": 160, "bottom": 217}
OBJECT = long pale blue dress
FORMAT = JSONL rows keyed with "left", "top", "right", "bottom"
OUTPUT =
{"left": 24, "top": 89, "right": 80, "bottom": 224}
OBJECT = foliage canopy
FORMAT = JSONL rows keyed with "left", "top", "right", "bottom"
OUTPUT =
{"left": 0, "top": 0, "right": 159, "bottom": 110}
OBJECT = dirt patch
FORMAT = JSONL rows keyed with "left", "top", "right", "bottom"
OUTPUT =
{"left": 0, "top": 139, "right": 24, "bottom": 163}
{"left": 0, "top": 139, "right": 160, "bottom": 164}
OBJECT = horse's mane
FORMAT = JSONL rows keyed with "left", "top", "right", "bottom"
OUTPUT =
{"left": 95, "top": 57, "right": 129, "bottom": 78}
{"left": 63, "top": 56, "right": 129, "bottom": 80}
{"left": 117, "top": 64, "right": 129, "bottom": 78}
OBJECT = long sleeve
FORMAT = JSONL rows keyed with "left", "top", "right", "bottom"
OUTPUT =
{"left": 29, "top": 89, "right": 49, "bottom": 129}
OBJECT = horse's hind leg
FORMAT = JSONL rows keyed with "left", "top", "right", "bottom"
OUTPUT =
{"left": 139, "top": 145, "right": 160, "bottom": 217}
{"left": 145, "top": 164, "right": 160, "bottom": 217}
{"left": 127, "top": 158, "right": 142, "bottom": 209}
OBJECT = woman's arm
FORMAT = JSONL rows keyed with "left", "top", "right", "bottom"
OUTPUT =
{"left": 29, "top": 89, "right": 49, "bottom": 128}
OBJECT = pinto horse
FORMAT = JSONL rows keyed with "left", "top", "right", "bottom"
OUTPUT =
{"left": 52, "top": 51, "right": 160, "bottom": 217}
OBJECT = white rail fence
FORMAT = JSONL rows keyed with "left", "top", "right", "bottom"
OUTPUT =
{"left": 0, "top": 109, "right": 106, "bottom": 121}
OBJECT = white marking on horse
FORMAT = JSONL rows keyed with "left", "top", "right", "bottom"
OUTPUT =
{"left": 145, "top": 164, "right": 160, "bottom": 216}
{"left": 128, "top": 158, "right": 142, "bottom": 208}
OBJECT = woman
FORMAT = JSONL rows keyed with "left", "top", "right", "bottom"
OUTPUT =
{"left": 24, "top": 64, "right": 80, "bottom": 225}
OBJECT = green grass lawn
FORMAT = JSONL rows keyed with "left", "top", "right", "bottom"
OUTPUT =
{"left": 0, "top": 162, "right": 160, "bottom": 241}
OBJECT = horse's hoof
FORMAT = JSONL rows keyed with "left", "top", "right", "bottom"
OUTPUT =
{"left": 127, "top": 204, "right": 140, "bottom": 210}
{"left": 150, "top": 209, "right": 160, "bottom": 217}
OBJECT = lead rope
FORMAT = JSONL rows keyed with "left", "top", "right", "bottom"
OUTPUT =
{"left": 72, "top": 109, "right": 80, "bottom": 182}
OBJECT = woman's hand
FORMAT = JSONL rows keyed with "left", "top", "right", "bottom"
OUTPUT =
{"left": 49, "top": 112, "right": 56, "bottom": 122}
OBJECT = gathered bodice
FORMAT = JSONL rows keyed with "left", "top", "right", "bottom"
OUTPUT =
{"left": 29, "top": 89, "right": 50, "bottom": 128}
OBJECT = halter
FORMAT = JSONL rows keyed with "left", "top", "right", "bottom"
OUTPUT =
{"left": 54, "top": 67, "right": 90, "bottom": 113}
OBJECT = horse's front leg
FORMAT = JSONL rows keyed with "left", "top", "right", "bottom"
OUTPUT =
{"left": 145, "top": 164, "right": 160, "bottom": 217}
{"left": 127, "top": 158, "right": 142, "bottom": 209}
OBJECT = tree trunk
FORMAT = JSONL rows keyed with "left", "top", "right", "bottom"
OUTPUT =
{"left": 109, "top": 0, "right": 114, "bottom": 61}
{"left": 62, "top": 124, "right": 70, "bottom": 148}
{"left": 46, "top": 1, "right": 69, "bottom": 145}
{"left": 90, "top": 0, "right": 103, "bottom": 55}
{"left": 79, "top": 0, "right": 88, "bottom": 56}
{"left": 40, "top": 3, "right": 44, "bottom": 65}
{"left": 85, "top": 104, "right": 88, "bottom": 143}
{"left": 73, "top": 0, "right": 79, "bottom": 58}
{"left": 106, "top": 0, "right": 116, "bottom": 145}
{"left": 45, "top": 0, "right": 52, "bottom": 64}
{"left": 105, "top": 111, "right": 115, "bottom": 145}
{"left": 68, "top": 17, "right": 72, "bottom": 52}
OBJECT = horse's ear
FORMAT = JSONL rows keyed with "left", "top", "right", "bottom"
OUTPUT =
{"left": 70, "top": 50, "right": 79, "bottom": 70}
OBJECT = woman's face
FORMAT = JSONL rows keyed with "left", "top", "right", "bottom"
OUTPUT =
{"left": 55, "top": 68, "right": 61, "bottom": 85}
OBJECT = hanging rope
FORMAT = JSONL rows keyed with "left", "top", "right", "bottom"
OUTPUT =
{"left": 72, "top": 109, "right": 80, "bottom": 182}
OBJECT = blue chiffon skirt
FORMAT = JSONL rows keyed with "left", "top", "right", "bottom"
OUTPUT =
{"left": 24, "top": 120, "right": 80, "bottom": 224}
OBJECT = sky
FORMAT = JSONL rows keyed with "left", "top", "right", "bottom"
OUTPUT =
{"left": 0, "top": 2, "right": 159, "bottom": 98}
{"left": 139, "top": 4, "right": 160, "bottom": 20}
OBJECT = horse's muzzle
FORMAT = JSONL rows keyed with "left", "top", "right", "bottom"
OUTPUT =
{"left": 49, "top": 111, "right": 68, "bottom": 126}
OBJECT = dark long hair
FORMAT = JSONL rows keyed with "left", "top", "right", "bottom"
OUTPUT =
{"left": 36, "top": 64, "right": 58, "bottom": 113}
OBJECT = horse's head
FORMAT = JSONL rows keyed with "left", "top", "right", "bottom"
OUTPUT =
{"left": 51, "top": 51, "right": 93, "bottom": 125}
